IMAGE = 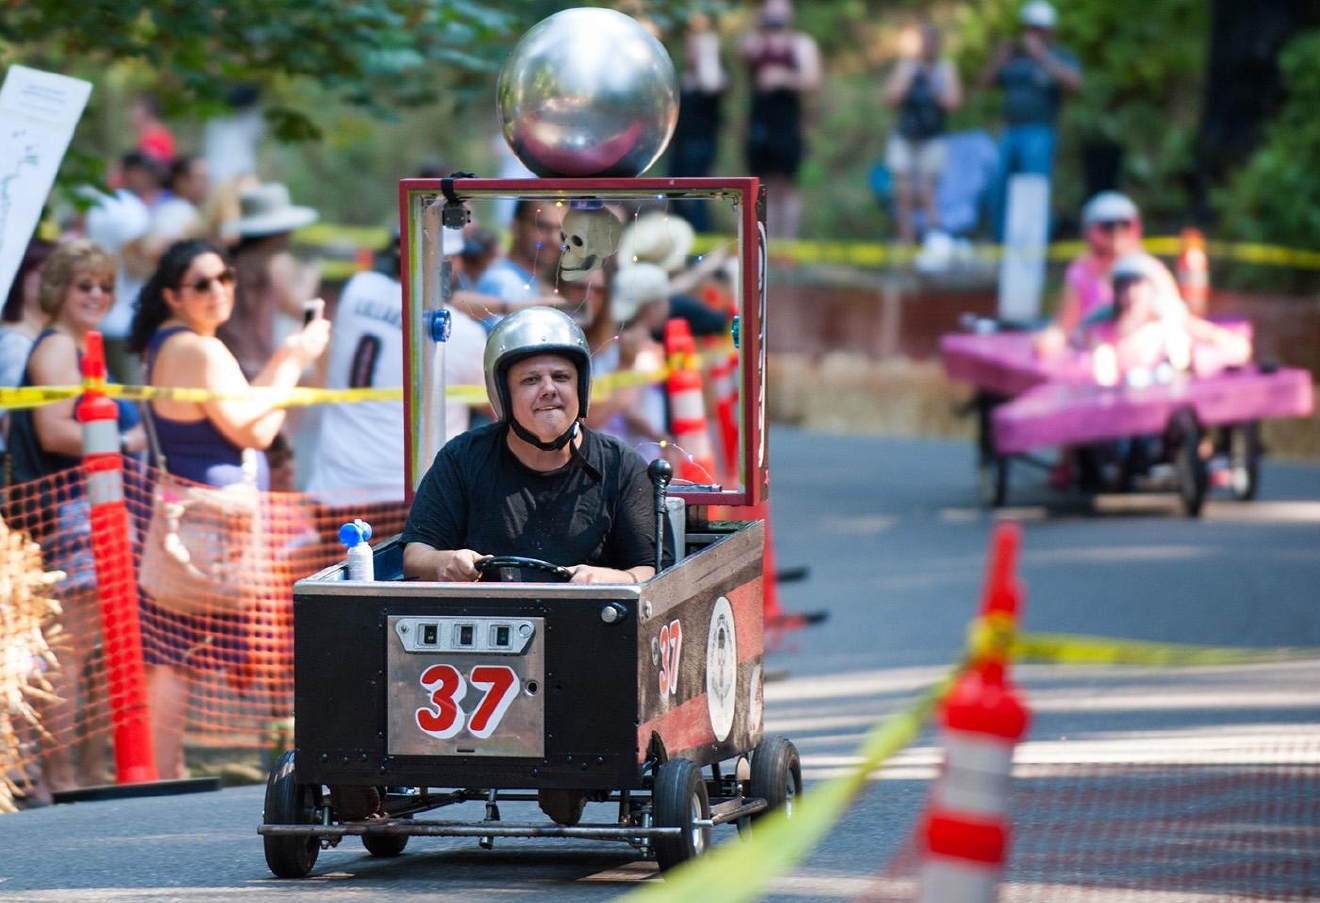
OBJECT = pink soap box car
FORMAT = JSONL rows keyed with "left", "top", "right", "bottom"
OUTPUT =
{"left": 941, "top": 317, "right": 1314, "bottom": 516}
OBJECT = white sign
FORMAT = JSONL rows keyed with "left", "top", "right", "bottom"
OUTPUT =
{"left": 0, "top": 65, "right": 93, "bottom": 300}
{"left": 997, "top": 173, "right": 1050, "bottom": 323}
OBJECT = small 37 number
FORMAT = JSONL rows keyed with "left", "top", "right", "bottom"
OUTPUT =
{"left": 657, "top": 620, "right": 683, "bottom": 697}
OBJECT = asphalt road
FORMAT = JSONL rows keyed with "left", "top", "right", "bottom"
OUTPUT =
{"left": 2, "top": 426, "right": 1317, "bottom": 902}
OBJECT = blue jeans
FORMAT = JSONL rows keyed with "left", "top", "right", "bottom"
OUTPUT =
{"left": 988, "top": 124, "right": 1057, "bottom": 241}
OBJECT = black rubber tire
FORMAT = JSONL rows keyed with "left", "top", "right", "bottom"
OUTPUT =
{"left": 1170, "top": 409, "right": 1208, "bottom": 517}
{"left": 263, "top": 750, "right": 322, "bottom": 879}
{"left": 1227, "top": 422, "right": 1261, "bottom": 501}
{"left": 748, "top": 736, "right": 801, "bottom": 821}
{"left": 652, "top": 758, "right": 711, "bottom": 873}
{"left": 361, "top": 831, "right": 408, "bottom": 857}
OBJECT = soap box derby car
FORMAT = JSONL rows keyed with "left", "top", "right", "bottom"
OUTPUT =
{"left": 258, "top": 178, "right": 801, "bottom": 878}
{"left": 942, "top": 316, "right": 1314, "bottom": 516}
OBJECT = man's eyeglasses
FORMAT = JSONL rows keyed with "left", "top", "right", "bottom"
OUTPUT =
{"left": 1095, "top": 219, "right": 1133, "bottom": 233}
{"left": 184, "top": 268, "right": 236, "bottom": 293}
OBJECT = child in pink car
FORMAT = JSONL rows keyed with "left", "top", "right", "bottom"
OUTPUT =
{"left": 1083, "top": 253, "right": 1250, "bottom": 387}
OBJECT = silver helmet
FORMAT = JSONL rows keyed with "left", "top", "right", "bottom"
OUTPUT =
{"left": 483, "top": 306, "right": 592, "bottom": 421}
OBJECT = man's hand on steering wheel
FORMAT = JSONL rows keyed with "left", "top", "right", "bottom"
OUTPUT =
{"left": 441, "top": 549, "right": 486, "bottom": 582}
{"left": 566, "top": 564, "right": 652, "bottom": 585}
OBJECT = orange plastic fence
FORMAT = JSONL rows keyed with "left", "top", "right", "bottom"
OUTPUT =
{"left": 0, "top": 459, "right": 408, "bottom": 805}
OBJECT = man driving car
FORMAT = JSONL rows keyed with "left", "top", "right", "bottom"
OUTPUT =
{"left": 401, "top": 306, "right": 669, "bottom": 585}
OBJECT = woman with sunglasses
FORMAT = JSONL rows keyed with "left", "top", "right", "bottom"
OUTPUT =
{"left": 1034, "top": 191, "right": 1182, "bottom": 357}
{"left": 127, "top": 238, "right": 329, "bottom": 779}
{"left": 6, "top": 238, "right": 147, "bottom": 798}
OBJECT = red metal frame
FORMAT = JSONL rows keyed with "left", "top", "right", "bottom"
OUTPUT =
{"left": 398, "top": 176, "right": 767, "bottom": 508}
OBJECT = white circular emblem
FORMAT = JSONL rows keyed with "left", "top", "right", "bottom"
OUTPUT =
{"left": 706, "top": 596, "right": 737, "bottom": 742}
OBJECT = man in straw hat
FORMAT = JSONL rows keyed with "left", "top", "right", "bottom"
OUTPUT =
{"left": 616, "top": 211, "right": 730, "bottom": 339}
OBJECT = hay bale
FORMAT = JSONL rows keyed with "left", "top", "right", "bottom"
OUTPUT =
{"left": 768, "top": 352, "right": 975, "bottom": 439}
{"left": 0, "top": 519, "right": 63, "bottom": 813}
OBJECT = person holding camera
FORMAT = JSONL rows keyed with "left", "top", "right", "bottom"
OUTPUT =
{"left": 979, "top": 1, "right": 1083, "bottom": 240}
{"left": 883, "top": 21, "right": 962, "bottom": 246}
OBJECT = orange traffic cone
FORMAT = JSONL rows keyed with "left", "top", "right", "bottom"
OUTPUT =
{"left": 1175, "top": 227, "right": 1209, "bottom": 317}
{"left": 665, "top": 318, "right": 719, "bottom": 486}
{"left": 916, "top": 520, "right": 1030, "bottom": 903}
{"left": 708, "top": 348, "right": 740, "bottom": 484}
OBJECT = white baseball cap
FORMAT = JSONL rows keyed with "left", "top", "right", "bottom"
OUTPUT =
{"left": 1020, "top": 1, "right": 1057, "bottom": 28}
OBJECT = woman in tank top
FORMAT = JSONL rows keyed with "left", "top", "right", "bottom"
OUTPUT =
{"left": 126, "top": 238, "right": 329, "bottom": 780}
{"left": 5, "top": 239, "right": 147, "bottom": 798}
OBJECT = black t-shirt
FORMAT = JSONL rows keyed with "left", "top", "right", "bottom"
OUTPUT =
{"left": 401, "top": 422, "right": 669, "bottom": 572}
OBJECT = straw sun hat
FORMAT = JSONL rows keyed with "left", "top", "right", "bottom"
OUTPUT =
{"left": 616, "top": 212, "right": 695, "bottom": 276}
{"left": 226, "top": 182, "right": 318, "bottom": 238}
{"left": 610, "top": 262, "right": 671, "bottom": 325}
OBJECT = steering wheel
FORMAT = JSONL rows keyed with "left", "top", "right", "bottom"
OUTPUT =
{"left": 475, "top": 555, "right": 573, "bottom": 583}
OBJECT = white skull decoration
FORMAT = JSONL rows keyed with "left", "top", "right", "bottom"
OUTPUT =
{"left": 559, "top": 206, "right": 623, "bottom": 282}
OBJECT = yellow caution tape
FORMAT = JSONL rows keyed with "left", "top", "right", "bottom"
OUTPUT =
{"left": 622, "top": 669, "right": 958, "bottom": 903}
{"left": 692, "top": 233, "right": 1320, "bottom": 271}
{"left": 966, "top": 612, "right": 1018, "bottom": 664}
{"left": 1014, "top": 630, "right": 1318, "bottom": 666}
{"left": 1, "top": 364, "right": 691, "bottom": 410}
{"left": 0, "top": 385, "right": 87, "bottom": 410}
{"left": 620, "top": 620, "right": 1315, "bottom": 902}
{"left": 2, "top": 383, "right": 411, "bottom": 409}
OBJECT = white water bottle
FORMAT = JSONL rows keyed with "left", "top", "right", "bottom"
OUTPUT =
{"left": 339, "top": 519, "right": 374, "bottom": 581}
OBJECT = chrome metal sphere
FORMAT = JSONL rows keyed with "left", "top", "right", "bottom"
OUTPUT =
{"left": 497, "top": 8, "right": 678, "bottom": 179}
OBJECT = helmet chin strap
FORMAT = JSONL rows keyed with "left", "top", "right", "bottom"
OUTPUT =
{"left": 509, "top": 417, "right": 579, "bottom": 452}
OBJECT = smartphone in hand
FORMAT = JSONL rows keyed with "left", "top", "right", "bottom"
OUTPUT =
{"left": 303, "top": 298, "right": 325, "bottom": 325}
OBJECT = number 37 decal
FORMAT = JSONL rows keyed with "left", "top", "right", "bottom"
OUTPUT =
{"left": 415, "top": 663, "right": 520, "bottom": 740}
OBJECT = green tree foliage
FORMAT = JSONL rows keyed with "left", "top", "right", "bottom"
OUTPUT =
{"left": 2, "top": 1, "right": 515, "bottom": 131}
{"left": 1, "top": 0, "right": 1311, "bottom": 259}
{"left": 0, "top": 0, "right": 523, "bottom": 198}
{"left": 1211, "top": 30, "right": 1320, "bottom": 290}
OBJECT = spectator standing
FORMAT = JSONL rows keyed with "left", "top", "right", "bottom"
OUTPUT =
{"left": 669, "top": 10, "right": 728, "bottom": 233}
{"left": 616, "top": 211, "right": 731, "bottom": 340}
{"left": 83, "top": 152, "right": 164, "bottom": 383}
{"left": 978, "top": 1, "right": 1083, "bottom": 241}
{"left": 883, "top": 22, "right": 962, "bottom": 246}
{"left": 0, "top": 238, "right": 54, "bottom": 452}
{"left": 138, "top": 155, "right": 209, "bottom": 271}
{"left": 305, "top": 228, "right": 485, "bottom": 502}
{"left": 738, "top": 0, "right": 821, "bottom": 242}
{"left": 5, "top": 239, "right": 146, "bottom": 795}
{"left": 127, "top": 238, "right": 329, "bottom": 779}
{"left": 202, "top": 84, "right": 264, "bottom": 187}
{"left": 457, "top": 226, "right": 500, "bottom": 290}
{"left": 474, "top": 199, "right": 566, "bottom": 327}
{"left": 587, "top": 262, "right": 672, "bottom": 458}
{"left": 129, "top": 92, "right": 176, "bottom": 167}
{"left": 218, "top": 182, "right": 321, "bottom": 379}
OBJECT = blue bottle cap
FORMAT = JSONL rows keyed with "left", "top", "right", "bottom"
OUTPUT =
{"left": 339, "top": 519, "right": 372, "bottom": 548}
